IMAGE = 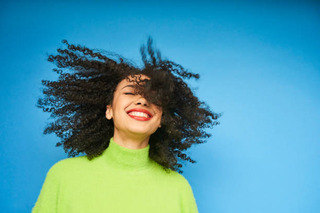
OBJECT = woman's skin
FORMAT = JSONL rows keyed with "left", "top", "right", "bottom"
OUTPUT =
{"left": 105, "top": 75, "right": 162, "bottom": 150}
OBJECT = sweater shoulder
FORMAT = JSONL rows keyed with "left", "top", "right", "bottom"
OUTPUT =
{"left": 169, "top": 170, "right": 192, "bottom": 188}
{"left": 47, "top": 155, "right": 93, "bottom": 178}
{"left": 52, "top": 155, "right": 88, "bottom": 167}
{"left": 151, "top": 162, "right": 192, "bottom": 188}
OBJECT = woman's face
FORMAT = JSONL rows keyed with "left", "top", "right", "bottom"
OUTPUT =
{"left": 106, "top": 75, "right": 162, "bottom": 141}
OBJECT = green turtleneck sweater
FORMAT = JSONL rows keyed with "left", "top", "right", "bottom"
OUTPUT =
{"left": 32, "top": 138, "right": 198, "bottom": 213}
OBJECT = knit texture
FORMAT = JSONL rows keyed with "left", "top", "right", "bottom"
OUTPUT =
{"left": 32, "top": 138, "right": 198, "bottom": 213}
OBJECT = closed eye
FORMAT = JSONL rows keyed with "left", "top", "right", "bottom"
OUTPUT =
{"left": 124, "top": 92, "right": 135, "bottom": 95}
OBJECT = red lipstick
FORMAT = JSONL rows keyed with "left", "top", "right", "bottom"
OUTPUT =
{"left": 126, "top": 108, "right": 153, "bottom": 121}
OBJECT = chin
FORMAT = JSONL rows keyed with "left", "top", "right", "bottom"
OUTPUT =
{"left": 128, "top": 127, "right": 156, "bottom": 137}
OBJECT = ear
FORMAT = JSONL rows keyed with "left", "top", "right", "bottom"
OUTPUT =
{"left": 105, "top": 105, "right": 113, "bottom": 120}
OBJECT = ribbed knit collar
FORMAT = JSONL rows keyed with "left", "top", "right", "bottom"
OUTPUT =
{"left": 102, "top": 137, "right": 154, "bottom": 172}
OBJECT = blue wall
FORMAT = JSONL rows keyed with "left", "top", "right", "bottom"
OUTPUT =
{"left": 1, "top": 1, "right": 319, "bottom": 212}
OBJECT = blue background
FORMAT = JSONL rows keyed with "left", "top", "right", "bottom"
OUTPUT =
{"left": 1, "top": 0, "right": 319, "bottom": 212}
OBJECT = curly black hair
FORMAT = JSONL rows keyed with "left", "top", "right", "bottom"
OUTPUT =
{"left": 37, "top": 38, "right": 221, "bottom": 172}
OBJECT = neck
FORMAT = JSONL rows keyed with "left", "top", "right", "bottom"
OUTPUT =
{"left": 113, "top": 131, "right": 150, "bottom": 149}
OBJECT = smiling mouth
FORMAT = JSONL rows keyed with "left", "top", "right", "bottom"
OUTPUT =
{"left": 127, "top": 109, "right": 152, "bottom": 121}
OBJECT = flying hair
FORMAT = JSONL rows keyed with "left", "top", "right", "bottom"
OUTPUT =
{"left": 37, "top": 38, "right": 221, "bottom": 172}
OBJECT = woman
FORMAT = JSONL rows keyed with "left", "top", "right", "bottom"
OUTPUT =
{"left": 33, "top": 39, "right": 220, "bottom": 212}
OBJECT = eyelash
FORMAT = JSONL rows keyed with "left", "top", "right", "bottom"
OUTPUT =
{"left": 124, "top": 92, "right": 135, "bottom": 95}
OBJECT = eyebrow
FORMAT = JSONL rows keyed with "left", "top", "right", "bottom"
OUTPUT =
{"left": 121, "top": 85, "right": 135, "bottom": 90}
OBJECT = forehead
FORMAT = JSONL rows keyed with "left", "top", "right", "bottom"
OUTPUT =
{"left": 116, "top": 74, "right": 150, "bottom": 89}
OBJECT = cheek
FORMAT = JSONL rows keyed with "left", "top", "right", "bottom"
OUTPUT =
{"left": 156, "top": 112, "right": 163, "bottom": 125}
{"left": 157, "top": 108, "right": 163, "bottom": 118}
{"left": 112, "top": 96, "right": 124, "bottom": 112}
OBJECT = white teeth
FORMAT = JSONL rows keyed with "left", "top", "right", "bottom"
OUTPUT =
{"left": 129, "top": 111, "right": 149, "bottom": 118}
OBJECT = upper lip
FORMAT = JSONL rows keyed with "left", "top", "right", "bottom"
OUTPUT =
{"left": 126, "top": 108, "right": 153, "bottom": 117}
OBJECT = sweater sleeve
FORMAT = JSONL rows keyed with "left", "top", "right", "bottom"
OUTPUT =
{"left": 180, "top": 178, "right": 199, "bottom": 213}
{"left": 32, "top": 164, "right": 60, "bottom": 213}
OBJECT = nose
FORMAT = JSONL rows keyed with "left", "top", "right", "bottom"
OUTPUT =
{"left": 135, "top": 96, "right": 149, "bottom": 106}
